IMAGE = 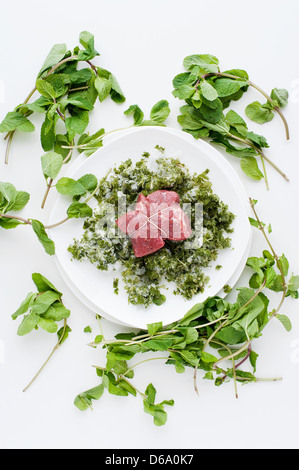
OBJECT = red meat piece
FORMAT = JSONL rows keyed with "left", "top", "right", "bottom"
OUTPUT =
{"left": 116, "top": 190, "right": 192, "bottom": 258}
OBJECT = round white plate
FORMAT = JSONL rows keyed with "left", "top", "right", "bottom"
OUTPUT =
{"left": 48, "top": 127, "right": 251, "bottom": 330}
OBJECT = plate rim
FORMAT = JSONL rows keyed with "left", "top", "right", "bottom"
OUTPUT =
{"left": 48, "top": 126, "right": 252, "bottom": 329}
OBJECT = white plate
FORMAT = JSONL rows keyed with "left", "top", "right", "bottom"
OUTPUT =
{"left": 48, "top": 127, "right": 251, "bottom": 330}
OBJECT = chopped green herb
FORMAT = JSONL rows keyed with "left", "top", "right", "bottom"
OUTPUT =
{"left": 223, "top": 284, "right": 232, "bottom": 294}
{"left": 113, "top": 278, "right": 119, "bottom": 295}
{"left": 68, "top": 155, "right": 234, "bottom": 307}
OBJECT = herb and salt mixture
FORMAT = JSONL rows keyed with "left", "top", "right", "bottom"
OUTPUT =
{"left": 68, "top": 154, "right": 235, "bottom": 307}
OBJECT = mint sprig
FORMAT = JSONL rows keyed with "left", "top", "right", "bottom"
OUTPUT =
{"left": 74, "top": 200, "right": 298, "bottom": 425}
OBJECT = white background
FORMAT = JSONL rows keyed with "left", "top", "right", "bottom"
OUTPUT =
{"left": 0, "top": 0, "right": 299, "bottom": 450}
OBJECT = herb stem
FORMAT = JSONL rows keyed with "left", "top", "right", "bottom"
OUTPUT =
{"left": 3, "top": 54, "right": 79, "bottom": 164}
{"left": 247, "top": 80, "right": 290, "bottom": 141}
{"left": 61, "top": 126, "right": 134, "bottom": 150}
{"left": 23, "top": 319, "right": 68, "bottom": 392}
{"left": 4, "top": 132, "right": 14, "bottom": 165}
{"left": 213, "top": 340, "right": 251, "bottom": 368}
{"left": 200, "top": 72, "right": 290, "bottom": 140}
{"left": 41, "top": 179, "right": 53, "bottom": 209}
{"left": 122, "top": 356, "right": 168, "bottom": 378}
{"left": 227, "top": 132, "right": 289, "bottom": 182}
{"left": 45, "top": 217, "right": 69, "bottom": 229}
{"left": 249, "top": 198, "right": 287, "bottom": 318}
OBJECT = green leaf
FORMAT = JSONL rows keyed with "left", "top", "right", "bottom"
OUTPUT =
{"left": 226, "top": 110, "right": 248, "bottom": 136}
{"left": 31, "top": 273, "right": 61, "bottom": 294}
{"left": 183, "top": 54, "right": 219, "bottom": 73}
{"left": 45, "top": 74, "right": 69, "bottom": 98}
{"left": 268, "top": 275, "right": 284, "bottom": 292}
{"left": 246, "top": 256, "right": 266, "bottom": 281}
{"left": 152, "top": 293, "right": 166, "bottom": 306}
{"left": 288, "top": 275, "right": 299, "bottom": 292}
{"left": 74, "top": 384, "right": 105, "bottom": 411}
{"left": 57, "top": 324, "right": 72, "bottom": 344}
{"left": 36, "top": 79, "right": 56, "bottom": 100}
{"left": 172, "top": 84, "right": 195, "bottom": 100}
{"left": 245, "top": 101, "right": 274, "bottom": 124}
{"left": 12, "top": 292, "right": 37, "bottom": 320}
{"left": 56, "top": 177, "right": 86, "bottom": 196}
{"left": 38, "top": 317, "right": 58, "bottom": 333}
{"left": 147, "top": 322, "right": 163, "bottom": 336}
{"left": 38, "top": 43, "right": 67, "bottom": 78}
{"left": 67, "top": 202, "right": 92, "bottom": 219}
{"left": 78, "top": 31, "right": 99, "bottom": 61}
{"left": 65, "top": 112, "right": 89, "bottom": 140}
{"left": 17, "top": 312, "right": 40, "bottom": 336}
{"left": 179, "top": 303, "right": 204, "bottom": 326}
{"left": 276, "top": 314, "right": 292, "bottom": 332}
{"left": 108, "top": 381, "right": 129, "bottom": 396}
{"left": 277, "top": 254, "right": 289, "bottom": 277}
{"left": 43, "top": 301, "right": 70, "bottom": 321}
{"left": 213, "top": 78, "right": 247, "bottom": 98}
{"left": 94, "top": 76, "right": 111, "bottom": 102}
{"left": 41, "top": 115, "right": 58, "bottom": 151}
{"left": 143, "top": 383, "right": 174, "bottom": 426}
{"left": 77, "top": 174, "right": 98, "bottom": 192}
{"left": 144, "top": 338, "right": 172, "bottom": 351}
{"left": 246, "top": 131, "right": 269, "bottom": 149}
{"left": 30, "top": 291, "right": 61, "bottom": 315}
{"left": 0, "top": 182, "right": 17, "bottom": 211}
{"left": 124, "top": 105, "right": 144, "bottom": 125}
{"left": 11, "top": 191, "right": 30, "bottom": 211}
{"left": 41, "top": 152, "right": 63, "bottom": 179}
{"left": 117, "top": 380, "right": 137, "bottom": 397}
{"left": 0, "top": 112, "right": 35, "bottom": 133}
{"left": 224, "top": 69, "right": 249, "bottom": 80}
{"left": 249, "top": 350, "right": 259, "bottom": 373}
{"left": 201, "top": 351, "right": 217, "bottom": 363}
{"left": 31, "top": 219, "right": 55, "bottom": 255}
{"left": 248, "top": 217, "right": 259, "bottom": 229}
{"left": 150, "top": 100, "right": 170, "bottom": 123}
{"left": 270, "top": 88, "right": 288, "bottom": 108}
{"left": 0, "top": 218, "right": 23, "bottom": 229}
{"left": 97, "top": 68, "right": 125, "bottom": 104}
{"left": 200, "top": 81, "right": 218, "bottom": 101}
{"left": 145, "top": 383, "right": 157, "bottom": 405}
{"left": 67, "top": 68, "right": 92, "bottom": 85}
{"left": 240, "top": 157, "right": 264, "bottom": 180}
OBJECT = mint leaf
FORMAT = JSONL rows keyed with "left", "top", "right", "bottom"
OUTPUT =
{"left": 31, "top": 219, "right": 55, "bottom": 255}
{"left": 41, "top": 151, "right": 63, "bottom": 179}
{"left": 94, "top": 76, "right": 111, "bottom": 102}
{"left": 67, "top": 202, "right": 92, "bottom": 219}
{"left": 240, "top": 157, "right": 264, "bottom": 180}
{"left": 36, "top": 79, "right": 56, "bottom": 100}
{"left": 56, "top": 177, "right": 86, "bottom": 196}
{"left": 200, "top": 80, "right": 218, "bottom": 101}
{"left": 276, "top": 314, "right": 292, "bottom": 332}
{"left": 245, "top": 101, "right": 274, "bottom": 124}
{"left": 38, "top": 43, "right": 67, "bottom": 78}
{"left": 270, "top": 88, "right": 288, "bottom": 108}
{"left": 17, "top": 312, "right": 40, "bottom": 336}
{"left": 0, "top": 112, "right": 35, "bottom": 133}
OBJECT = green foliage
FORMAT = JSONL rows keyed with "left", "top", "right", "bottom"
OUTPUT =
{"left": 12, "top": 274, "right": 70, "bottom": 338}
{"left": 124, "top": 100, "right": 170, "bottom": 127}
{"left": 173, "top": 53, "right": 289, "bottom": 183}
{"left": 74, "top": 213, "right": 298, "bottom": 425}
{"left": 0, "top": 30, "right": 125, "bottom": 201}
